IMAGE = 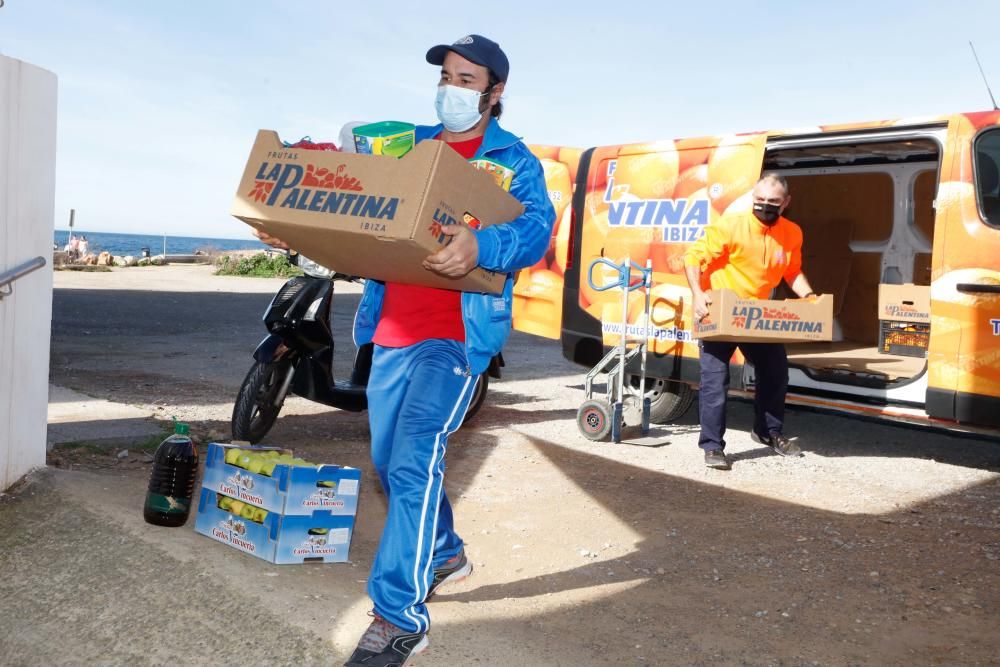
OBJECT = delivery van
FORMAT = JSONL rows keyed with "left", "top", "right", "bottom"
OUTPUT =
{"left": 516, "top": 111, "right": 1000, "bottom": 435}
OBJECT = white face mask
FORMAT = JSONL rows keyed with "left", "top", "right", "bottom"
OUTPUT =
{"left": 435, "top": 84, "right": 487, "bottom": 132}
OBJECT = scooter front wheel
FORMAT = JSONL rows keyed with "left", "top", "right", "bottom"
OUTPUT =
{"left": 461, "top": 372, "right": 489, "bottom": 426}
{"left": 232, "top": 360, "right": 291, "bottom": 444}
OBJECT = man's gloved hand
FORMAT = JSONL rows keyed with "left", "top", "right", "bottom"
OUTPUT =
{"left": 423, "top": 225, "right": 479, "bottom": 278}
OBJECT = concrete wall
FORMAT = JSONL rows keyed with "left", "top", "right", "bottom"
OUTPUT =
{"left": 0, "top": 56, "right": 58, "bottom": 490}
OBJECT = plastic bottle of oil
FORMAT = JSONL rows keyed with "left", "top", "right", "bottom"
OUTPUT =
{"left": 143, "top": 422, "right": 199, "bottom": 527}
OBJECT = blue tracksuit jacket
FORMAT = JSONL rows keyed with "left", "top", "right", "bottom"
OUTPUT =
{"left": 352, "top": 117, "right": 556, "bottom": 374}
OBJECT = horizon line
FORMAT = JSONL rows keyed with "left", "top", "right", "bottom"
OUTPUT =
{"left": 53, "top": 228, "right": 263, "bottom": 242}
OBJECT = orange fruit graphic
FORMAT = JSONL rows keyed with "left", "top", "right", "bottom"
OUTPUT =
{"left": 649, "top": 282, "right": 690, "bottom": 328}
{"left": 579, "top": 210, "right": 613, "bottom": 310}
{"left": 673, "top": 164, "right": 709, "bottom": 199}
{"left": 512, "top": 267, "right": 532, "bottom": 296}
{"left": 612, "top": 148, "right": 680, "bottom": 200}
{"left": 647, "top": 282, "right": 693, "bottom": 355}
{"left": 553, "top": 205, "right": 573, "bottom": 276}
{"left": 589, "top": 150, "right": 619, "bottom": 195}
{"left": 948, "top": 115, "right": 977, "bottom": 184}
{"left": 601, "top": 291, "right": 646, "bottom": 325}
{"left": 530, "top": 145, "right": 560, "bottom": 161}
{"left": 675, "top": 137, "right": 715, "bottom": 173}
{"left": 584, "top": 189, "right": 610, "bottom": 217}
{"left": 932, "top": 181, "right": 1000, "bottom": 272}
{"left": 603, "top": 222, "right": 658, "bottom": 268}
{"left": 542, "top": 159, "right": 573, "bottom": 220}
{"left": 559, "top": 146, "right": 585, "bottom": 185}
{"left": 721, "top": 190, "right": 754, "bottom": 219}
{"left": 584, "top": 300, "right": 604, "bottom": 320}
{"left": 513, "top": 268, "right": 564, "bottom": 340}
{"left": 524, "top": 268, "right": 561, "bottom": 305}
{"left": 651, "top": 242, "right": 688, "bottom": 276}
{"left": 707, "top": 135, "right": 762, "bottom": 213}
{"left": 600, "top": 291, "right": 648, "bottom": 347}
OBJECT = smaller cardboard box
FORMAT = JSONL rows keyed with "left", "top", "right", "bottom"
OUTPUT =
{"left": 194, "top": 489, "right": 356, "bottom": 564}
{"left": 878, "top": 283, "right": 930, "bottom": 357}
{"left": 201, "top": 443, "right": 361, "bottom": 516}
{"left": 693, "top": 290, "right": 834, "bottom": 343}
{"left": 231, "top": 130, "right": 526, "bottom": 294}
{"left": 878, "top": 283, "right": 930, "bottom": 323}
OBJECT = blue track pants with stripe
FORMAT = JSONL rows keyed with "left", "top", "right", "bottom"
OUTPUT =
{"left": 366, "top": 339, "right": 474, "bottom": 633}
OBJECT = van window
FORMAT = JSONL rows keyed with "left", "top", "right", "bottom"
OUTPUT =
{"left": 974, "top": 128, "right": 1000, "bottom": 227}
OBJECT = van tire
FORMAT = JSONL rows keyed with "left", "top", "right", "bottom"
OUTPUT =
{"left": 628, "top": 375, "right": 695, "bottom": 424}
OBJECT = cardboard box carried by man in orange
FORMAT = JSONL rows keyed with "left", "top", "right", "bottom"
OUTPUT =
{"left": 240, "top": 34, "right": 555, "bottom": 667}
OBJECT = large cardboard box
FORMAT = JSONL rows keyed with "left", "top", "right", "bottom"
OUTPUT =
{"left": 693, "top": 289, "right": 834, "bottom": 343}
{"left": 878, "top": 283, "right": 930, "bottom": 323}
{"left": 231, "top": 130, "right": 525, "bottom": 294}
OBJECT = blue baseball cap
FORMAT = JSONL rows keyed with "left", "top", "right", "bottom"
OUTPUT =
{"left": 426, "top": 34, "right": 509, "bottom": 83}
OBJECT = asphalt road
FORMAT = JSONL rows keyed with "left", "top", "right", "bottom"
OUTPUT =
{"left": 50, "top": 276, "right": 576, "bottom": 390}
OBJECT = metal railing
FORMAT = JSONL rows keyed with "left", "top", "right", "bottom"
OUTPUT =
{"left": 0, "top": 256, "right": 46, "bottom": 300}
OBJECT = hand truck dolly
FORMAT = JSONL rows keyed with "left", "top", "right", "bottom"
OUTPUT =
{"left": 576, "top": 256, "right": 654, "bottom": 443}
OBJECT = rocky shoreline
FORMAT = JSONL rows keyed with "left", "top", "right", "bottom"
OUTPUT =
{"left": 52, "top": 247, "right": 267, "bottom": 269}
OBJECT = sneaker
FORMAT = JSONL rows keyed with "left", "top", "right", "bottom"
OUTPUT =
{"left": 751, "top": 432, "right": 802, "bottom": 457}
{"left": 426, "top": 547, "right": 473, "bottom": 600}
{"left": 344, "top": 615, "right": 428, "bottom": 667}
{"left": 704, "top": 449, "right": 731, "bottom": 470}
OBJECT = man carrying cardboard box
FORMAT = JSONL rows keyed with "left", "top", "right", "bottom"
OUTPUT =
{"left": 683, "top": 174, "right": 818, "bottom": 470}
{"left": 256, "top": 34, "right": 554, "bottom": 667}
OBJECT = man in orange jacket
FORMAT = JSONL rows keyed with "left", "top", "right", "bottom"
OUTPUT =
{"left": 684, "top": 173, "right": 817, "bottom": 470}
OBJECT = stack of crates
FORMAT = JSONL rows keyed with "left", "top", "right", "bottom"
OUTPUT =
{"left": 877, "top": 283, "right": 931, "bottom": 358}
{"left": 194, "top": 443, "right": 361, "bottom": 564}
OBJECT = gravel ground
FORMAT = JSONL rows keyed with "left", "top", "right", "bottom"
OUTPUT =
{"left": 16, "top": 264, "right": 1000, "bottom": 666}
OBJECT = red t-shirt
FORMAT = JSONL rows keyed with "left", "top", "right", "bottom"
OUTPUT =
{"left": 372, "top": 134, "right": 485, "bottom": 347}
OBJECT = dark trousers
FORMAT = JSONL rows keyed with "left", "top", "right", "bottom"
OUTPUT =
{"left": 697, "top": 341, "right": 788, "bottom": 452}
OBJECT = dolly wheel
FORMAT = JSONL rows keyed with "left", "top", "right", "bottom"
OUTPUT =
{"left": 577, "top": 399, "right": 612, "bottom": 441}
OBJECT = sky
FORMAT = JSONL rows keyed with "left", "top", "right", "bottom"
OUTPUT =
{"left": 2, "top": 0, "right": 1000, "bottom": 240}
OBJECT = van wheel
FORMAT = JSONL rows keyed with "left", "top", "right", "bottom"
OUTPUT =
{"left": 628, "top": 375, "right": 695, "bottom": 424}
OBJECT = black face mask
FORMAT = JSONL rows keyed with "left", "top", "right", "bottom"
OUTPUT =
{"left": 752, "top": 202, "right": 782, "bottom": 225}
